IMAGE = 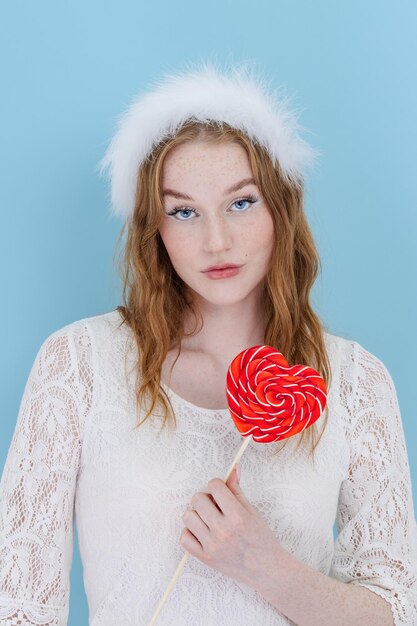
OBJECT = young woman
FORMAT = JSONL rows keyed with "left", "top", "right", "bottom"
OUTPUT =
{"left": 1, "top": 63, "right": 416, "bottom": 626}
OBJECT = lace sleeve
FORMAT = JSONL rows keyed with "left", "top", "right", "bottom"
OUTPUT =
{"left": 329, "top": 342, "right": 417, "bottom": 625}
{"left": 0, "top": 326, "right": 86, "bottom": 626}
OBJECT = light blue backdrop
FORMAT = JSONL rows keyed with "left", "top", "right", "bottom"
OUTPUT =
{"left": 1, "top": 1, "right": 416, "bottom": 624}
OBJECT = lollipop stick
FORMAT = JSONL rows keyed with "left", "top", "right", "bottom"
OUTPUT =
{"left": 147, "top": 435, "right": 253, "bottom": 626}
{"left": 223, "top": 434, "right": 252, "bottom": 481}
{"left": 147, "top": 552, "right": 189, "bottom": 626}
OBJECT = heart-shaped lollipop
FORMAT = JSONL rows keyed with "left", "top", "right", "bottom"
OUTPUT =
{"left": 226, "top": 345, "right": 327, "bottom": 443}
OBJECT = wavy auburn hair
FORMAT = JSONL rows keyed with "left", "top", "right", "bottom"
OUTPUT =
{"left": 114, "top": 120, "right": 332, "bottom": 461}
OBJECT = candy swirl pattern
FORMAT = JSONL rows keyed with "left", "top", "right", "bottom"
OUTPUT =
{"left": 226, "top": 345, "right": 327, "bottom": 443}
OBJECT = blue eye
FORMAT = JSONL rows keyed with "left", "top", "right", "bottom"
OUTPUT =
{"left": 168, "top": 208, "right": 196, "bottom": 221}
{"left": 233, "top": 199, "right": 251, "bottom": 210}
{"left": 232, "top": 194, "right": 259, "bottom": 211}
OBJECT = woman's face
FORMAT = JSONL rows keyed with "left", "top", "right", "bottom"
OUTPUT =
{"left": 158, "top": 139, "right": 275, "bottom": 308}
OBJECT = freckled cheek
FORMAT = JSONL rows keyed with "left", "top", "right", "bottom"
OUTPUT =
{"left": 160, "top": 229, "right": 197, "bottom": 265}
{"left": 239, "top": 222, "right": 274, "bottom": 262}
{"left": 239, "top": 212, "right": 274, "bottom": 246}
{"left": 258, "top": 216, "right": 275, "bottom": 257}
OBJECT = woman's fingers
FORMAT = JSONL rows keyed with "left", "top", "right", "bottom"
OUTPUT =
{"left": 182, "top": 509, "right": 210, "bottom": 543}
{"left": 189, "top": 491, "right": 223, "bottom": 528}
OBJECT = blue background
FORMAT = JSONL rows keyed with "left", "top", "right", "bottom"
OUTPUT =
{"left": 1, "top": 1, "right": 416, "bottom": 623}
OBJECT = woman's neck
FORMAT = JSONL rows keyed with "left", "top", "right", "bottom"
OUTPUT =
{"left": 181, "top": 296, "right": 267, "bottom": 368}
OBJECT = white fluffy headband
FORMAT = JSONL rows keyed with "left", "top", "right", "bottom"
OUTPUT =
{"left": 98, "top": 61, "right": 316, "bottom": 221}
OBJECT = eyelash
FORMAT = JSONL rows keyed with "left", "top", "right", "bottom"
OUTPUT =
{"left": 166, "top": 194, "right": 259, "bottom": 220}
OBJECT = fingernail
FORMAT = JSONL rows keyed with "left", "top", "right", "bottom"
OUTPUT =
{"left": 236, "top": 463, "right": 241, "bottom": 482}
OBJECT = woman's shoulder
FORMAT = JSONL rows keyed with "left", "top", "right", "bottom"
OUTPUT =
{"left": 322, "top": 329, "right": 396, "bottom": 399}
{"left": 323, "top": 329, "right": 386, "bottom": 367}
{"left": 41, "top": 309, "right": 127, "bottom": 346}
{"left": 50, "top": 308, "right": 123, "bottom": 334}
{"left": 31, "top": 310, "right": 129, "bottom": 379}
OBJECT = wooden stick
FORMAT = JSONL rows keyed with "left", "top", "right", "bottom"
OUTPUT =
{"left": 222, "top": 434, "right": 252, "bottom": 482}
{"left": 147, "top": 435, "right": 252, "bottom": 626}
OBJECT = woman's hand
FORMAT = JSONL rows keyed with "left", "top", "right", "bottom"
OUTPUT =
{"left": 180, "top": 465, "right": 284, "bottom": 587}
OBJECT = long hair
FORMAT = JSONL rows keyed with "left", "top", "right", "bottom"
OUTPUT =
{"left": 114, "top": 120, "right": 332, "bottom": 461}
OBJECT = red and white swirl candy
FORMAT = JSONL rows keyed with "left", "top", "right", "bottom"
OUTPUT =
{"left": 226, "top": 345, "right": 327, "bottom": 442}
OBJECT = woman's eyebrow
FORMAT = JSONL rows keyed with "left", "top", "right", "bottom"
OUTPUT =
{"left": 162, "top": 177, "right": 256, "bottom": 201}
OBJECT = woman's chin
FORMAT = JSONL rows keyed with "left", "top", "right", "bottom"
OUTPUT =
{"left": 189, "top": 286, "right": 262, "bottom": 309}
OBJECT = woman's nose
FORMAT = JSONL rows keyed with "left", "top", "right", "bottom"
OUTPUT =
{"left": 202, "top": 215, "right": 233, "bottom": 252}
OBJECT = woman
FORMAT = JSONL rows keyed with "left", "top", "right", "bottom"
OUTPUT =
{"left": 1, "top": 62, "right": 416, "bottom": 626}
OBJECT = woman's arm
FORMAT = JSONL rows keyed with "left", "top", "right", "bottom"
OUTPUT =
{"left": 187, "top": 472, "right": 395, "bottom": 626}
{"left": 251, "top": 541, "right": 394, "bottom": 625}
{"left": 0, "top": 325, "right": 89, "bottom": 626}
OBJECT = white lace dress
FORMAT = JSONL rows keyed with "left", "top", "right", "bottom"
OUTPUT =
{"left": 1, "top": 310, "right": 416, "bottom": 626}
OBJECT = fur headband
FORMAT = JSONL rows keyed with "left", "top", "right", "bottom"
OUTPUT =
{"left": 98, "top": 61, "right": 316, "bottom": 221}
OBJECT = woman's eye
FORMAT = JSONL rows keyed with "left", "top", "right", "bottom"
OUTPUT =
{"left": 232, "top": 196, "right": 258, "bottom": 211}
{"left": 166, "top": 208, "right": 197, "bottom": 221}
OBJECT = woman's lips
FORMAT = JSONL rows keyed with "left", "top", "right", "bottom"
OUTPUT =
{"left": 204, "top": 266, "right": 242, "bottom": 279}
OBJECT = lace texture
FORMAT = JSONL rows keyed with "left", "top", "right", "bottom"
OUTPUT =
{"left": 0, "top": 310, "right": 416, "bottom": 625}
